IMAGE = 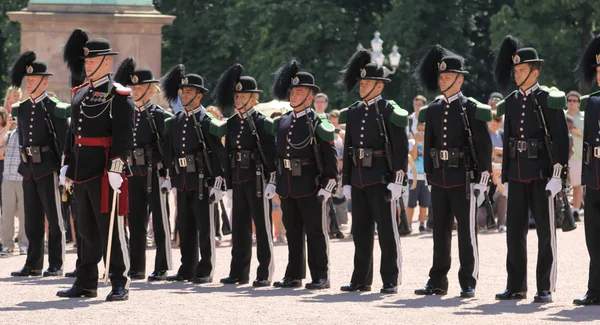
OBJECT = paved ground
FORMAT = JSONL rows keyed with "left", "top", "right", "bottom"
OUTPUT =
{"left": 0, "top": 220, "right": 598, "bottom": 324}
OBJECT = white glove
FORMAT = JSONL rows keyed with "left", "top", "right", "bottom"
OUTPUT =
{"left": 387, "top": 183, "right": 403, "bottom": 201}
{"left": 210, "top": 187, "right": 225, "bottom": 203}
{"left": 343, "top": 185, "right": 352, "bottom": 200}
{"left": 225, "top": 189, "right": 233, "bottom": 200}
{"left": 264, "top": 184, "right": 276, "bottom": 199}
{"left": 503, "top": 182, "right": 508, "bottom": 197}
{"left": 545, "top": 178, "right": 561, "bottom": 198}
{"left": 59, "top": 165, "right": 68, "bottom": 186}
{"left": 108, "top": 172, "right": 123, "bottom": 193}
{"left": 473, "top": 183, "right": 487, "bottom": 207}
{"left": 161, "top": 178, "right": 171, "bottom": 191}
{"left": 317, "top": 188, "right": 332, "bottom": 202}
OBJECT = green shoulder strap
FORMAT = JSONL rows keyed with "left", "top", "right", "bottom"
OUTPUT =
{"left": 316, "top": 118, "right": 335, "bottom": 142}
{"left": 579, "top": 90, "right": 600, "bottom": 112}
{"left": 338, "top": 101, "right": 359, "bottom": 124}
{"left": 541, "top": 88, "right": 567, "bottom": 110}
{"left": 467, "top": 97, "right": 493, "bottom": 122}
{"left": 11, "top": 100, "right": 26, "bottom": 118}
{"left": 388, "top": 100, "right": 409, "bottom": 127}
{"left": 209, "top": 115, "right": 228, "bottom": 138}
{"left": 495, "top": 90, "right": 517, "bottom": 117}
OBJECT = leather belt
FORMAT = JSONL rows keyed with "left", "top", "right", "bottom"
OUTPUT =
{"left": 438, "top": 150, "right": 464, "bottom": 161}
{"left": 350, "top": 148, "right": 385, "bottom": 159}
{"left": 517, "top": 140, "right": 546, "bottom": 152}
{"left": 281, "top": 158, "right": 314, "bottom": 169}
{"left": 75, "top": 136, "right": 113, "bottom": 148}
{"left": 21, "top": 146, "right": 51, "bottom": 156}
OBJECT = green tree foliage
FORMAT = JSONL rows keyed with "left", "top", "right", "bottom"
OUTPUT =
{"left": 0, "top": 0, "right": 28, "bottom": 101}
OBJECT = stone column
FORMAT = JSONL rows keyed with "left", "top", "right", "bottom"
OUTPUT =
{"left": 8, "top": 0, "right": 175, "bottom": 103}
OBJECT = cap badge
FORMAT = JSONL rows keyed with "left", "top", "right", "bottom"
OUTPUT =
{"left": 438, "top": 60, "right": 447, "bottom": 71}
{"left": 596, "top": 54, "right": 600, "bottom": 65}
{"left": 292, "top": 76, "right": 299, "bottom": 85}
{"left": 83, "top": 47, "right": 90, "bottom": 57}
{"left": 26, "top": 66, "right": 34, "bottom": 74}
{"left": 131, "top": 74, "right": 139, "bottom": 84}
{"left": 235, "top": 82, "right": 243, "bottom": 91}
{"left": 182, "top": 77, "right": 189, "bottom": 85}
{"left": 512, "top": 54, "right": 521, "bottom": 64}
{"left": 360, "top": 68, "right": 367, "bottom": 78}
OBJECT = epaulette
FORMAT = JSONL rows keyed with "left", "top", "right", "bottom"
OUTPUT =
{"left": 11, "top": 100, "right": 26, "bottom": 118}
{"left": 317, "top": 112, "right": 327, "bottom": 120}
{"left": 164, "top": 115, "right": 175, "bottom": 136}
{"left": 579, "top": 89, "right": 600, "bottom": 112}
{"left": 541, "top": 87, "right": 566, "bottom": 110}
{"left": 209, "top": 116, "right": 227, "bottom": 138}
{"left": 388, "top": 100, "right": 409, "bottom": 127}
{"left": 467, "top": 97, "right": 493, "bottom": 122}
{"left": 49, "top": 97, "right": 71, "bottom": 119}
{"left": 156, "top": 105, "right": 174, "bottom": 118}
{"left": 316, "top": 119, "right": 335, "bottom": 142}
{"left": 72, "top": 82, "right": 89, "bottom": 95}
{"left": 339, "top": 101, "right": 360, "bottom": 124}
{"left": 263, "top": 116, "right": 275, "bottom": 134}
{"left": 495, "top": 90, "right": 517, "bottom": 117}
{"left": 112, "top": 82, "right": 132, "bottom": 96}
{"left": 417, "top": 105, "right": 428, "bottom": 124}
{"left": 267, "top": 111, "right": 291, "bottom": 136}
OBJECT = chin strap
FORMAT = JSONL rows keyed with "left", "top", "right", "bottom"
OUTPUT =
{"left": 236, "top": 95, "right": 254, "bottom": 116}
{"left": 291, "top": 90, "right": 311, "bottom": 109}
{"left": 182, "top": 89, "right": 200, "bottom": 107}
{"left": 135, "top": 83, "right": 151, "bottom": 102}
{"left": 517, "top": 65, "right": 535, "bottom": 88}
{"left": 29, "top": 77, "right": 45, "bottom": 97}
{"left": 86, "top": 56, "right": 107, "bottom": 79}
{"left": 360, "top": 82, "right": 379, "bottom": 101}
{"left": 441, "top": 74, "right": 460, "bottom": 94}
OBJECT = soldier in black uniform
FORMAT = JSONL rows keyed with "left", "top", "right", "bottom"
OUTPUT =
{"left": 494, "top": 36, "right": 569, "bottom": 303}
{"left": 57, "top": 29, "right": 134, "bottom": 301}
{"left": 269, "top": 60, "right": 337, "bottom": 290}
{"left": 413, "top": 45, "right": 492, "bottom": 298}
{"left": 213, "top": 64, "right": 277, "bottom": 287}
{"left": 337, "top": 50, "right": 409, "bottom": 294}
{"left": 113, "top": 57, "right": 173, "bottom": 281}
{"left": 161, "top": 64, "right": 227, "bottom": 284}
{"left": 573, "top": 36, "right": 600, "bottom": 306}
{"left": 9, "top": 51, "right": 69, "bottom": 277}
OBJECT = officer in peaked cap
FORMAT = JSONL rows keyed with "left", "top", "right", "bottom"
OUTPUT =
{"left": 493, "top": 35, "right": 569, "bottom": 303}
{"left": 413, "top": 45, "right": 492, "bottom": 299}
{"left": 113, "top": 57, "right": 173, "bottom": 282}
{"left": 57, "top": 28, "right": 134, "bottom": 301}
{"left": 269, "top": 60, "right": 338, "bottom": 290}
{"left": 213, "top": 64, "right": 277, "bottom": 287}
{"left": 573, "top": 36, "right": 600, "bottom": 306}
{"left": 161, "top": 64, "right": 227, "bottom": 284}
{"left": 9, "top": 51, "right": 69, "bottom": 278}
{"left": 337, "top": 49, "right": 409, "bottom": 294}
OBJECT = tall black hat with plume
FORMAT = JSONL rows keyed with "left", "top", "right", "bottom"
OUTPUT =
{"left": 340, "top": 49, "right": 391, "bottom": 93}
{"left": 577, "top": 36, "right": 600, "bottom": 89}
{"left": 272, "top": 60, "right": 320, "bottom": 100}
{"left": 10, "top": 51, "right": 53, "bottom": 88}
{"left": 494, "top": 35, "right": 544, "bottom": 91}
{"left": 114, "top": 57, "right": 159, "bottom": 86}
{"left": 213, "top": 63, "right": 262, "bottom": 116}
{"left": 414, "top": 45, "right": 447, "bottom": 93}
{"left": 63, "top": 28, "right": 89, "bottom": 85}
{"left": 160, "top": 64, "right": 209, "bottom": 103}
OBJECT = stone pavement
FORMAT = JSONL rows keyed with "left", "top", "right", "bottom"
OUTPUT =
{"left": 0, "top": 221, "right": 598, "bottom": 324}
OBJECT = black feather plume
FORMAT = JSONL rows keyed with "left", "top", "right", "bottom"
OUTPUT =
{"left": 213, "top": 63, "right": 243, "bottom": 116}
{"left": 161, "top": 64, "right": 185, "bottom": 103}
{"left": 339, "top": 49, "right": 372, "bottom": 93}
{"left": 577, "top": 36, "right": 600, "bottom": 89}
{"left": 272, "top": 60, "right": 299, "bottom": 100}
{"left": 70, "top": 74, "right": 86, "bottom": 88}
{"left": 414, "top": 45, "right": 446, "bottom": 93}
{"left": 63, "top": 28, "right": 89, "bottom": 80}
{"left": 114, "top": 57, "right": 136, "bottom": 85}
{"left": 10, "top": 51, "right": 37, "bottom": 88}
{"left": 494, "top": 35, "right": 519, "bottom": 91}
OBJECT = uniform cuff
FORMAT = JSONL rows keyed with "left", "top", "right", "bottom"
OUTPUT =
{"left": 109, "top": 158, "right": 125, "bottom": 173}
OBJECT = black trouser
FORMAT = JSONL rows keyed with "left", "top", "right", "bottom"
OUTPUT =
{"left": 176, "top": 187, "right": 214, "bottom": 278}
{"left": 584, "top": 187, "right": 600, "bottom": 298}
{"left": 23, "top": 172, "right": 65, "bottom": 270}
{"left": 229, "top": 181, "right": 274, "bottom": 281}
{"left": 428, "top": 185, "right": 478, "bottom": 290}
{"left": 281, "top": 194, "right": 329, "bottom": 281}
{"left": 73, "top": 177, "right": 129, "bottom": 290}
{"left": 350, "top": 184, "right": 402, "bottom": 286}
{"left": 63, "top": 190, "right": 81, "bottom": 270}
{"left": 128, "top": 171, "right": 171, "bottom": 274}
{"left": 506, "top": 179, "right": 557, "bottom": 292}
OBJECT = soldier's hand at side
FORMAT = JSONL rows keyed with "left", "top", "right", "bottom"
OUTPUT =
{"left": 108, "top": 172, "right": 123, "bottom": 193}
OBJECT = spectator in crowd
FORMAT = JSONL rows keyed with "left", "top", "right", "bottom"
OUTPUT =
{"left": 328, "top": 109, "right": 348, "bottom": 232}
{"left": 0, "top": 116, "right": 27, "bottom": 255}
{"left": 410, "top": 95, "right": 427, "bottom": 134}
{"left": 313, "top": 93, "right": 328, "bottom": 115}
{"left": 488, "top": 92, "right": 503, "bottom": 109}
{"left": 270, "top": 112, "right": 285, "bottom": 242}
{"left": 3, "top": 87, "right": 22, "bottom": 113}
{"left": 566, "top": 91, "right": 583, "bottom": 220}
{"left": 408, "top": 123, "right": 431, "bottom": 233}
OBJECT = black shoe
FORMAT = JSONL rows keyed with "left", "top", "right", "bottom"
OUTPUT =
{"left": 414, "top": 285, "right": 447, "bottom": 296}
{"left": 65, "top": 269, "right": 77, "bottom": 278}
{"left": 330, "top": 231, "right": 345, "bottom": 239}
{"left": 57, "top": 285, "right": 97, "bottom": 298}
{"left": 495, "top": 289, "right": 527, "bottom": 300}
{"left": 147, "top": 271, "right": 167, "bottom": 282}
{"left": 220, "top": 276, "right": 249, "bottom": 285}
{"left": 340, "top": 283, "right": 371, "bottom": 292}
{"left": 573, "top": 210, "right": 581, "bottom": 222}
{"left": 43, "top": 267, "right": 63, "bottom": 277}
{"left": 573, "top": 294, "right": 600, "bottom": 306}
{"left": 191, "top": 276, "right": 213, "bottom": 284}
{"left": 129, "top": 271, "right": 146, "bottom": 280}
{"left": 460, "top": 287, "right": 475, "bottom": 298}
{"left": 106, "top": 287, "right": 129, "bottom": 301}
{"left": 252, "top": 278, "right": 271, "bottom": 288}
{"left": 380, "top": 283, "right": 398, "bottom": 294}
{"left": 533, "top": 290, "right": 552, "bottom": 303}
{"left": 273, "top": 277, "right": 302, "bottom": 288}
{"left": 165, "top": 273, "right": 190, "bottom": 282}
{"left": 305, "top": 279, "right": 330, "bottom": 290}
{"left": 11, "top": 265, "right": 42, "bottom": 277}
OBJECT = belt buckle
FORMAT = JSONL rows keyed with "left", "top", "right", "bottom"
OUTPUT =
{"left": 26, "top": 147, "right": 32, "bottom": 156}
{"left": 440, "top": 150, "right": 449, "bottom": 161}
{"left": 594, "top": 147, "right": 600, "bottom": 158}
{"left": 358, "top": 148, "right": 365, "bottom": 159}
{"left": 517, "top": 141, "right": 527, "bottom": 152}
{"left": 178, "top": 158, "right": 187, "bottom": 168}
{"left": 237, "top": 152, "right": 242, "bottom": 162}
{"left": 283, "top": 159, "right": 291, "bottom": 169}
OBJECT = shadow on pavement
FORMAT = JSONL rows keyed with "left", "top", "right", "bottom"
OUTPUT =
{"left": 544, "top": 307, "right": 600, "bottom": 322}
{"left": 0, "top": 299, "right": 104, "bottom": 311}
{"left": 380, "top": 295, "right": 465, "bottom": 309}
{"left": 453, "top": 300, "right": 547, "bottom": 315}
{"left": 301, "top": 292, "right": 385, "bottom": 303}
